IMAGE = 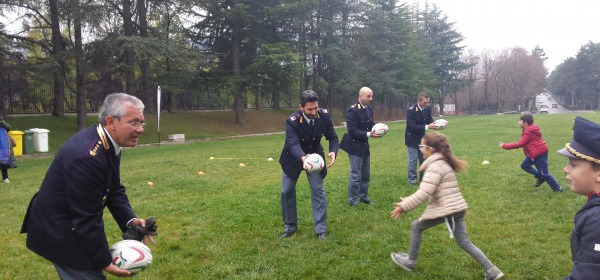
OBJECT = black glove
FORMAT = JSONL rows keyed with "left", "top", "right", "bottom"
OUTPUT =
{"left": 122, "top": 217, "right": 158, "bottom": 241}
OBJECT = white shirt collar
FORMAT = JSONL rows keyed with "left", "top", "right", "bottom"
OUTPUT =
{"left": 103, "top": 127, "right": 122, "bottom": 156}
{"left": 302, "top": 112, "right": 314, "bottom": 122}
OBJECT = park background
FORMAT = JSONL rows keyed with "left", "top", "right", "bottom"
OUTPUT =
{"left": 2, "top": 112, "right": 599, "bottom": 279}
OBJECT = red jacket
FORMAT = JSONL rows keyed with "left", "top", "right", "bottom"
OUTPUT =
{"left": 502, "top": 124, "right": 548, "bottom": 160}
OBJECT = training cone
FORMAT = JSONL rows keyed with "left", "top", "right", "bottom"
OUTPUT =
{"left": 239, "top": 163, "right": 246, "bottom": 167}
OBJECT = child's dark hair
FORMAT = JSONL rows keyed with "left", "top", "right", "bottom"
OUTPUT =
{"left": 520, "top": 114, "right": 534, "bottom": 125}
{"left": 593, "top": 162, "right": 600, "bottom": 172}
{"left": 422, "top": 132, "right": 468, "bottom": 172}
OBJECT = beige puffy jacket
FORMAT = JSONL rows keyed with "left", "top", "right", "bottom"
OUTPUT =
{"left": 398, "top": 153, "right": 468, "bottom": 220}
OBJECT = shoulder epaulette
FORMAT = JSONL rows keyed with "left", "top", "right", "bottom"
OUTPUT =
{"left": 90, "top": 125, "right": 110, "bottom": 156}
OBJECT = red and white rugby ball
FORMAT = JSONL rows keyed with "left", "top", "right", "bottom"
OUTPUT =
{"left": 110, "top": 240, "right": 153, "bottom": 273}
{"left": 372, "top": 123, "right": 389, "bottom": 137}
{"left": 433, "top": 119, "right": 448, "bottom": 130}
{"left": 304, "top": 153, "right": 325, "bottom": 173}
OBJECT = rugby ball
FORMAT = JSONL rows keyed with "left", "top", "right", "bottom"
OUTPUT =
{"left": 110, "top": 240, "right": 152, "bottom": 273}
{"left": 372, "top": 123, "right": 389, "bottom": 137}
{"left": 304, "top": 153, "right": 325, "bottom": 173}
{"left": 433, "top": 119, "right": 448, "bottom": 130}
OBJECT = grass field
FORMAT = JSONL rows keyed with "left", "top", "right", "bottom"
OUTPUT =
{"left": 2, "top": 112, "right": 599, "bottom": 279}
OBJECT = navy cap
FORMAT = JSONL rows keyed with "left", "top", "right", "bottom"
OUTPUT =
{"left": 557, "top": 116, "right": 600, "bottom": 164}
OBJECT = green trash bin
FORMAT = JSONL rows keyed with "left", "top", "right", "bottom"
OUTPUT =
{"left": 23, "top": 130, "right": 34, "bottom": 154}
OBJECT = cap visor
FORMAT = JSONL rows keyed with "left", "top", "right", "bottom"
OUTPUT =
{"left": 557, "top": 148, "right": 577, "bottom": 159}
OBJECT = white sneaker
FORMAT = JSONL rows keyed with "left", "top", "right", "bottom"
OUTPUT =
{"left": 390, "top": 252, "right": 415, "bottom": 272}
{"left": 484, "top": 266, "right": 504, "bottom": 280}
{"left": 3, "top": 178, "right": 9, "bottom": 183}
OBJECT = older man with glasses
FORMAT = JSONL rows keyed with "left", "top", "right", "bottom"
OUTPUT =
{"left": 21, "top": 93, "right": 156, "bottom": 279}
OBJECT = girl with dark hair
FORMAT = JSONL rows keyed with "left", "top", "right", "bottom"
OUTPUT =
{"left": 390, "top": 132, "right": 503, "bottom": 280}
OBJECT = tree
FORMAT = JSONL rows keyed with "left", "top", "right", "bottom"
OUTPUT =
{"left": 415, "top": 4, "right": 467, "bottom": 115}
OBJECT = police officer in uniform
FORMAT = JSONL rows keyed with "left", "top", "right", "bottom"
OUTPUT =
{"left": 339, "top": 87, "right": 381, "bottom": 206}
{"left": 405, "top": 92, "right": 438, "bottom": 185}
{"left": 279, "top": 90, "right": 339, "bottom": 240}
{"left": 21, "top": 93, "right": 155, "bottom": 279}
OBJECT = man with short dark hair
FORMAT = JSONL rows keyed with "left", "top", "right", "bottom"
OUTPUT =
{"left": 278, "top": 90, "right": 339, "bottom": 240}
{"left": 405, "top": 92, "right": 437, "bottom": 185}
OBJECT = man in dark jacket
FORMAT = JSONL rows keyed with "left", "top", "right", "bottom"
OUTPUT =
{"left": 557, "top": 116, "right": 600, "bottom": 279}
{"left": 340, "top": 87, "right": 381, "bottom": 206}
{"left": 405, "top": 92, "right": 436, "bottom": 185}
{"left": 279, "top": 90, "right": 339, "bottom": 240}
{"left": 21, "top": 93, "right": 155, "bottom": 279}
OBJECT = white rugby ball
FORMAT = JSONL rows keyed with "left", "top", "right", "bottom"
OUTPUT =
{"left": 372, "top": 123, "right": 389, "bottom": 137}
{"left": 110, "top": 240, "right": 153, "bottom": 273}
{"left": 304, "top": 153, "right": 325, "bottom": 173}
{"left": 433, "top": 119, "right": 448, "bottom": 130}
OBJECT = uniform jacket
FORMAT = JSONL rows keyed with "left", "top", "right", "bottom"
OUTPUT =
{"left": 21, "top": 125, "right": 136, "bottom": 270}
{"left": 405, "top": 103, "right": 434, "bottom": 148}
{"left": 339, "top": 102, "right": 374, "bottom": 157}
{"left": 397, "top": 153, "right": 468, "bottom": 220}
{"left": 565, "top": 192, "right": 600, "bottom": 280}
{"left": 501, "top": 124, "right": 549, "bottom": 160}
{"left": 279, "top": 108, "right": 339, "bottom": 181}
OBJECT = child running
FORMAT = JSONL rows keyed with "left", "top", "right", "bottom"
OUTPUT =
{"left": 499, "top": 113, "right": 564, "bottom": 192}
{"left": 390, "top": 132, "right": 503, "bottom": 280}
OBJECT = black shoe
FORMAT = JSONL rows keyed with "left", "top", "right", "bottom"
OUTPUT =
{"left": 279, "top": 231, "right": 295, "bottom": 238}
{"left": 360, "top": 198, "right": 374, "bottom": 204}
{"left": 554, "top": 187, "right": 565, "bottom": 192}
{"left": 349, "top": 199, "right": 358, "bottom": 207}
{"left": 535, "top": 178, "right": 545, "bottom": 187}
{"left": 316, "top": 232, "right": 326, "bottom": 240}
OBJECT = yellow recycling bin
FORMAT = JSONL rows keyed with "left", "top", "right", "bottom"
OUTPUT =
{"left": 9, "top": 130, "right": 24, "bottom": 156}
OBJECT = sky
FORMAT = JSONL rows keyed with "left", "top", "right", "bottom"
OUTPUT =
{"left": 407, "top": 0, "right": 600, "bottom": 72}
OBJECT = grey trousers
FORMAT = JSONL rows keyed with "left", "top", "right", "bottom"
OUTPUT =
{"left": 53, "top": 263, "right": 106, "bottom": 280}
{"left": 407, "top": 211, "right": 494, "bottom": 270}
{"left": 281, "top": 172, "right": 327, "bottom": 234}
{"left": 347, "top": 154, "right": 370, "bottom": 204}
{"left": 407, "top": 146, "right": 424, "bottom": 183}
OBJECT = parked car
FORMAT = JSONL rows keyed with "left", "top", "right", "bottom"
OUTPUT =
{"left": 540, "top": 104, "right": 549, "bottom": 114}
{"left": 547, "top": 96, "right": 551, "bottom": 100}
{"left": 552, "top": 103, "right": 558, "bottom": 108}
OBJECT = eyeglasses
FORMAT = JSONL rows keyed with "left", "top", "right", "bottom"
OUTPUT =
{"left": 419, "top": 144, "right": 431, "bottom": 149}
{"left": 112, "top": 116, "right": 146, "bottom": 128}
{"left": 128, "top": 120, "right": 147, "bottom": 128}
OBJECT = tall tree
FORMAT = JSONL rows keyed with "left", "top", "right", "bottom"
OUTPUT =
{"left": 416, "top": 4, "right": 466, "bottom": 114}
{"left": 49, "top": 0, "right": 65, "bottom": 116}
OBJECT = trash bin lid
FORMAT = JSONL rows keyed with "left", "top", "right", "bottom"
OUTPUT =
{"left": 8, "top": 130, "right": 24, "bottom": 135}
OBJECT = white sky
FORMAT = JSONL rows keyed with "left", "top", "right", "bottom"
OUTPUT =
{"left": 407, "top": 0, "right": 600, "bottom": 72}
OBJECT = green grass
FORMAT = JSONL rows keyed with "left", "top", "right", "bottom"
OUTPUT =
{"left": 2, "top": 112, "right": 599, "bottom": 279}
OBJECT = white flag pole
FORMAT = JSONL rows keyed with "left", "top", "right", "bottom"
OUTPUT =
{"left": 157, "top": 86, "right": 161, "bottom": 146}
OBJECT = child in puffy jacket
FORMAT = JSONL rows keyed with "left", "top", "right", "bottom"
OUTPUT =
{"left": 390, "top": 132, "right": 503, "bottom": 280}
{"left": 499, "top": 113, "right": 564, "bottom": 192}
